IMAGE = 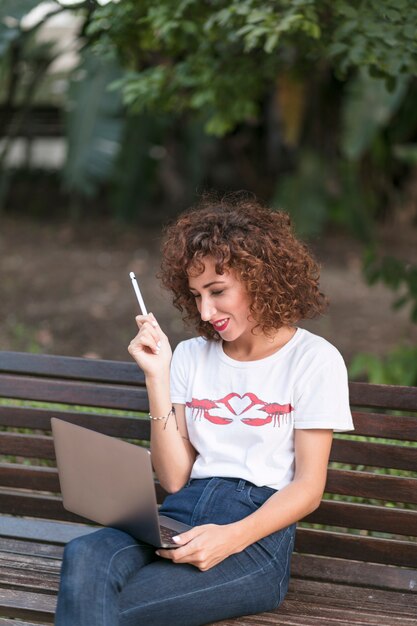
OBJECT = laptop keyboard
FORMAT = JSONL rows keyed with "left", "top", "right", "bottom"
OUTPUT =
{"left": 159, "top": 525, "right": 178, "bottom": 545}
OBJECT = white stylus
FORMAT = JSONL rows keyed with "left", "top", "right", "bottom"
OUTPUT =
{"left": 129, "top": 272, "right": 148, "bottom": 316}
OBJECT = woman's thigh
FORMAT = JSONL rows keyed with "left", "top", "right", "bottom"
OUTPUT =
{"left": 120, "top": 523, "right": 295, "bottom": 626}
{"left": 119, "top": 479, "right": 296, "bottom": 626}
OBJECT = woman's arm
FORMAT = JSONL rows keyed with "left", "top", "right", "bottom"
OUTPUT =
{"left": 158, "top": 428, "right": 333, "bottom": 570}
{"left": 128, "top": 314, "right": 196, "bottom": 493}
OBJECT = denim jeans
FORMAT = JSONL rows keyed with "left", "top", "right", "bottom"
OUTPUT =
{"left": 55, "top": 477, "right": 295, "bottom": 626}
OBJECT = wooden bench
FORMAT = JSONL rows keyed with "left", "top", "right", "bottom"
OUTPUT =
{"left": 0, "top": 350, "right": 416, "bottom": 625}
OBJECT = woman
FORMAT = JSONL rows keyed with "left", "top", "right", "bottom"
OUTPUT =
{"left": 55, "top": 195, "right": 353, "bottom": 625}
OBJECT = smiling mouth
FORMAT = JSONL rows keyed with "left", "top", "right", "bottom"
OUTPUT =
{"left": 212, "top": 318, "right": 229, "bottom": 332}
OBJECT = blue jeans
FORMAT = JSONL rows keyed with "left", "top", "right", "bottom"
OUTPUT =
{"left": 55, "top": 477, "right": 295, "bottom": 626}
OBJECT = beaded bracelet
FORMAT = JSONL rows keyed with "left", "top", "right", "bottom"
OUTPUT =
{"left": 149, "top": 406, "right": 177, "bottom": 430}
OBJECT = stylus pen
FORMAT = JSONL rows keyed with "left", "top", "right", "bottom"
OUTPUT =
{"left": 129, "top": 272, "right": 148, "bottom": 316}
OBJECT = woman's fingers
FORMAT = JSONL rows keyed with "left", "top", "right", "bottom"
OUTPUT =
{"left": 132, "top": 314, "right": 161, "bottom": 353}
{"left": 135, "top": 313, "right": 158, "bottom": 330}
{"left": 129, "top": 329, "right": 159, "bottom": 356}
{"left": 128, "top": 313, "right": 172, "bottom": 375}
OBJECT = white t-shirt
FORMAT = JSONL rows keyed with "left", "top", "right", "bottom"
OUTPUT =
{"left": 170, "top": 328, "right": 354, "bottom": 490}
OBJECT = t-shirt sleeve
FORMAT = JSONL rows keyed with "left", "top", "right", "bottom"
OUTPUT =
{"left": 170, "top": 341, "right": 188, "bottom": 405}
{"left": 293, "top": 351, "right": 354, "bottom": 432}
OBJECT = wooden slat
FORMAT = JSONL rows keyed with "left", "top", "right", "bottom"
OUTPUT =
{"left": 325, "top": 469, "right": 417, "bottom": 504}
{"left": 0, "top": 537, "right": 63, "bottom": 559}
{"left": 0, "top": 375, "right": 149, "bottom": 411}
{"left": 305, "top": 500, "right": 417, "bottom": 536}
{"left": 0, "top": 492, "right": 89, "bottom": 524}
{"left": 0, "top": 424, "right": 150, "bottom": 461}
{"left": 295, "top": 528, "right": 417, "bottom": 568}
{"left": 0, "top": 566, "right": 59, "bottom": 594}
{"left": 276, "top": 599, "right": 415, "bottom": 626}
{"left": 0, "top": 515, "right": 97, "bottom": 544}
{"left": 0, "top": 487, "right": 166, "bottom": 522}
{"left": 0, "top": 406, "right": 151, "bottom": 438}
{"left": 352, "top": 411, "right": 417, "bottom": 441}
{"left": 0, "top": 434, "right": 55, "bottom": 460}
{"left": 349, "top": 382, "right": 417, "bottom": 411}
{"left": 290, "top": 553, "right": 417, "bottom": 592}
{"left": 0, "top": 588, "right": 55, "bottom": 622}
{"left": 0, "top": 617, "right": 46, "bottom": 626}
{"left": 211, "top": 578, "right": 417, "bottom": 626}
{"left": 0, "top": 464, "right": 166, "bottom": 504}
{"left": 0, "top": 465, "right": 60, "bottom": 492}
{"left": 289, "top": 577, "right": 417, "bottom": 606}
{"left": 0, "top": 351, "right": 145, "bottom": 386}
{"left": 330, "top": 438, "right": 417, "bottom": 471}
{"left": 0, "top": 354, "right": 416, "bottom": 411}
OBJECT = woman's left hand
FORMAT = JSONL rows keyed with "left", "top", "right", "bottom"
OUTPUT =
{"left": 156, "top": 523, "right": 242, "bottom": 571}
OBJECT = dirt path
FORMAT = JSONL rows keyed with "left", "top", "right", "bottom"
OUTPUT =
{"left": 1, "top": 216, "right": 416, "bottom": 368}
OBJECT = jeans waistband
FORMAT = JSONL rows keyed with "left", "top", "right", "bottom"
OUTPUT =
{"left": 190, "top": 476, "right": 258, "bottom": 491}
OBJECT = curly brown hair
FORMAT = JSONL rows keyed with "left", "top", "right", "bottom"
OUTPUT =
{"left": 159, "top": 193, "right": 328, "bottom": 340}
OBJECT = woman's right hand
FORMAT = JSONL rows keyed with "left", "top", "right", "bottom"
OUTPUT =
{"left": 128, "top": 313, "right": 172, "bottom": 380}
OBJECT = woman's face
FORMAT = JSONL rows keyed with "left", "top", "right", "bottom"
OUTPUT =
{"left": 188, "top": 257, "right": 255, "bottom": 342}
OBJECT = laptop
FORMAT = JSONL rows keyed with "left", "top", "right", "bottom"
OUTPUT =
{"left": 51, "top": 417, "right": 192, "bottom": 548}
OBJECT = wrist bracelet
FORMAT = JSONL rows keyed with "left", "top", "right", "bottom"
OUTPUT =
{"left": 149, "top": 406, "right": 177, "bottom": 430}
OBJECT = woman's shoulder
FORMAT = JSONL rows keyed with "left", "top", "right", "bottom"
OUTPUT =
{"left": 296, "top": 328, "right": 347, "bottom": 366}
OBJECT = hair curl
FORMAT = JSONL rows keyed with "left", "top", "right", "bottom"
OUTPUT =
{"left": 159, "top": 193, "right": 328, "bottom": 340}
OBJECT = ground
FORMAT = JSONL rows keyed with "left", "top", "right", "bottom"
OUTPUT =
{"left": 1, "top": 215, "right": 416, "bottom": 373}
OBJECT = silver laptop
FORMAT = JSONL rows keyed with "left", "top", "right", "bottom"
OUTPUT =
{"left": 51, "top": 417, "right": 191, "bottom": 548}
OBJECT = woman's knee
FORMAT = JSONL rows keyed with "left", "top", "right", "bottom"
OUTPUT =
{"left": 62, "top": 528, "right": 130, "bottom": 574}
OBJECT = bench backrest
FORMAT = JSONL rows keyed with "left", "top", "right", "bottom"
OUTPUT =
{"left": 0, "top": 351, "right": 416, "bottom": 593}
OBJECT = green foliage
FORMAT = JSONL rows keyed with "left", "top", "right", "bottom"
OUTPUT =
{"left": 328, "top": 0, "right": 417, "bottom": 82}
{"left": 393, "top": 143, "right": 417, "bottom": 165}
{"left": 350, "top": 345, "right": 417, "bottom": 386}
{"left": 86, "top": 1, "right": 321, "bottom": 134}
{"left": 272, "top": 151, "right": 329, "bottom": 238}
{"left": 85, "top": 0, "right": 417, "bottom": 134}
{"left": 364, "top": 248, "right": 417, "bottom": 322}
{"left": 341, "top": 69, "right": 409, "bottom": 160}
{"left": 63, "top": 50, "right": 125, "bottom": 197}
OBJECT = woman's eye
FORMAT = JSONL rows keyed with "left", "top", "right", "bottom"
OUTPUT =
{"left": 190, "top": 293, "right": 201, "bottom": 299}
{"left": 211, "top": 290, "right": 224, "bottom": 296}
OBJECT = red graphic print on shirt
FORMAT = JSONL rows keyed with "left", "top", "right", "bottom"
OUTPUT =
{"left": 186, "top": 392, "right": 293, "bottom": 427}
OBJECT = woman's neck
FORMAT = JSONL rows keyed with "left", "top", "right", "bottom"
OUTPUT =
{"left": 222, "top": 326, "right": 297, "bottom": 362}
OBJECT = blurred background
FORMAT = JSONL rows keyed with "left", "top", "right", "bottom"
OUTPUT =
{"left": 1, "top": 0, "right": 417, "bottom": 385}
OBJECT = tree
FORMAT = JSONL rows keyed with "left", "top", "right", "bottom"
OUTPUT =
{"left": 87, "top": 0, "right": 417, "bottom": 322}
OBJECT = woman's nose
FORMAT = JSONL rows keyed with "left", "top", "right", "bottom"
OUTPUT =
{"left": 199, "top": 297, "right": 216, "bottom": 322}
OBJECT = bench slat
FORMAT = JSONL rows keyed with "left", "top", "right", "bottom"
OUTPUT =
{"left": 0, "top": 588, "right": 55, "bottom": 622}
{"left": 3, "top": 430, "right": 415, "bottom": 472}
{"left": 1, "top": 354, "right": 416, "bottom": 413}
{"left": 349, "top": 382, "right": 417, "bottom": 411}
{"left": 0, "top": 406, "right": 150, "bottom": 438}
{"left": 0, "top": 434, "right": 55, "bottom": 460}
{"left": 0, "top": 427, "right": 149, "bottom": 461}
{"left": 0, "top": 515, "right": 96, "bottom": 544}
{"left": 326, "top": 468, "right": 417, "bottom": 504}
{"left": 305, "top": 500, "right": 417, "bottom": 536}
{"left": 1, "top": 465, "right": 416, "bottom": 515}
{"left": 0, "top": 465, "right": 59, "bottom": 492}
{"left": 290, "top": 553, "right": 416, "bottom": 592}
{"left": 0, "top": 537, "right": 63, "bottom": 559}
{"left": 0, "top": 464, "right": 167, "bottom": 504}
{"left": 0, "top": 491, "right": 89, "bottom": 525}
{"left": 0, "top": 375, "right": 149, "bottom": 411}
{"left": 330, "top": 438, "right": 417, "bottom": 471}
{"left": 296, "top": 528, "right": 417, "bottom": 568}
{"left": 352, "top": 411, "right": 417, "bottom": 441}
{"left": 0, "top": 351, "right": 145, "bottom": 386}
{"left": 0, "top": 618, "right": 46, "bottom": 626}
